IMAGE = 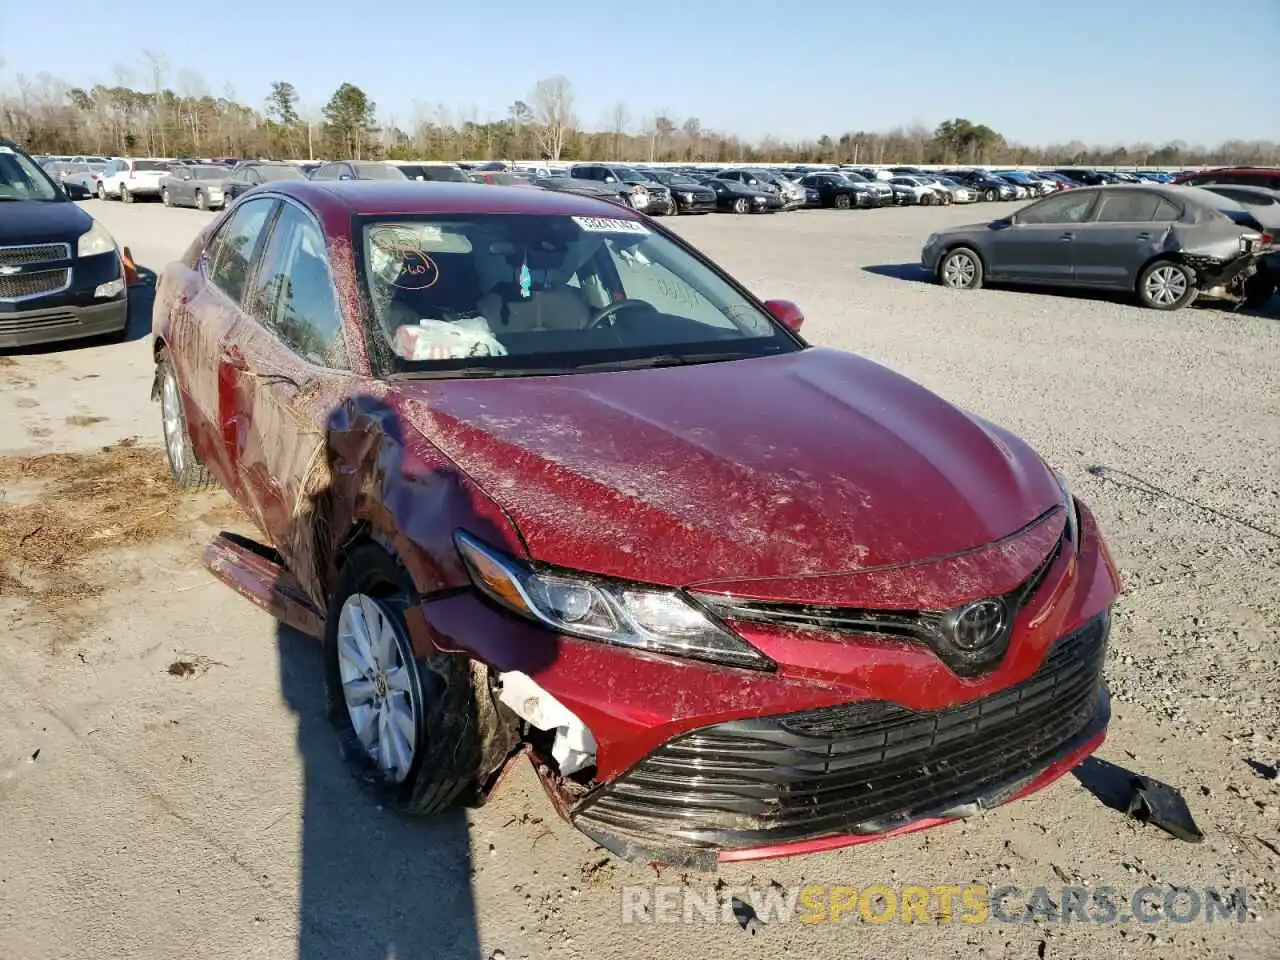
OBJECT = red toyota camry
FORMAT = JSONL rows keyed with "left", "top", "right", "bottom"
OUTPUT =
{"left": 151, "top": 179, "right": 1121, "bottom": 869}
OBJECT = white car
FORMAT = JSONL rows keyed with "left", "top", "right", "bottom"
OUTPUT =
{"left": 888, "top": 175, "right": 951, "bottom": 205}
{"left": 97, "top": 157, "right": 172, "bottom": 203}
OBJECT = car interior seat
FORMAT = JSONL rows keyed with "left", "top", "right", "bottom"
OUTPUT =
{"left": 477, "top": 281, "right": 591, "bottom": 332}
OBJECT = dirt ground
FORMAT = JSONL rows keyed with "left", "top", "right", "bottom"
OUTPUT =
{"left": 0, "top": 199, "right": 1276, "bottom": 960}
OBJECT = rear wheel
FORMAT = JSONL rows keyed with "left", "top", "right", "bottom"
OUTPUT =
{"left": 1137, "top": 259, "right": 1197, "bottom": 311}
{"left": 324, "top": 544, "right": 515, "bottom": 814}
{"left": 920, "top": 192, "right": 933, "bottom": 206}
{"left": 984, "top": 188, "right": 998, "bottom": 202}
{"left": 939, "top": 247, "right": 984, "bottom": 290}
{"left": 161, "top": 188, "right": 172, "bottom": 207}
{"left": 98, "top": 182, "right": 108, "bottom": 200}
{"left": 157, "top": 353, "right": 217, "bottom": 489}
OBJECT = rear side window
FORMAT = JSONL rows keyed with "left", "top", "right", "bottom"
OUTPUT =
{"left": 1094, "top": 192, "right": 1164, "bottom": 222}
{"left": 248, "top": 203, "right": 347, "bottom": 368}
{"left": 207, "top": 198, "right": 276, "bottom": 305}
{"left": 1018, "top": 191, "right": 1095, "bottom": 225}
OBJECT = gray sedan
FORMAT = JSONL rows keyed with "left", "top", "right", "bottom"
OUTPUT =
{"left": 160, "top": 165, "right": 230, "bottom": 210}
{"left": 921, "top": 185, "right": 1272, "bottom": 311}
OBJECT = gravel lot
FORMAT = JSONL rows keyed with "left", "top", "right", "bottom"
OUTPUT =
{"left": 0, "top": 199, "right": 1277, "bottom": 960}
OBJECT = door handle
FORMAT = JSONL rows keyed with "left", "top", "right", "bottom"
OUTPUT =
{"left": 1135, "top": 232, "right": 1151, "bottom": 240}
{"left": 1060, "top": 232, "right": 1075, "bottom": 240}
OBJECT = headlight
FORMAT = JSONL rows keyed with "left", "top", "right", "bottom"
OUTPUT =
{"left": 77, "top": 220, "right": 117, "bottom": 257}
{"left": 455, "top": 531, "right": 772, "bottom": 670}
{"left": 631, "top": 187, "right": 648, "bottom": 201}
{"left": 1053, "top": 471, "right": 1080, "bottom": 544}
{"left": 680, "top": 192, "right": 695, "bottom": 201}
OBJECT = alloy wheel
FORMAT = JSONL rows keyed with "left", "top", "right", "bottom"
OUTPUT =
{"left": 1144, "top": 265, "right": 1189, "bottom": 307}
{"left": 160, "top": 367, "right": 185, "bottom": 475}
{"left": 942, "top": 252, "right": 978, "bottom": 288}
{"left": 336, "top": 593, "right": 420, "bottom": 783}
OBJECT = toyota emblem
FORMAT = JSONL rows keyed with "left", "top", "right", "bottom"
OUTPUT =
{"left": 950, "top": 599, "right": 1007, "bottom": 651}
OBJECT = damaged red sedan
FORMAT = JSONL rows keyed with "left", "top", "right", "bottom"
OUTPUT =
{"left": 151, "top": 179, "right": 1122, "bottom": 868}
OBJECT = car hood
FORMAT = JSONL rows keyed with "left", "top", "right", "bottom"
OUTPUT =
{"left": 0, "top": 199, "right": 91, "bottom": 244}
{"left": 395, "top": 348, "right": 1061, "bottom": 588}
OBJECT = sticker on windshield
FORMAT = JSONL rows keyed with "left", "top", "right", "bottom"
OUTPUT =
{"left": 572, "top": 216, "right": 650, "bottom": 235}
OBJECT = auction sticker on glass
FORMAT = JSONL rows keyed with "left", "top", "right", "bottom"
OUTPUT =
{"left": 572, "top": 216, "right": 650, "bottom": 234}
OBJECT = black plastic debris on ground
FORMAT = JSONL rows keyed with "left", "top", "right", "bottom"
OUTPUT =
{"left": 1073, "top": 756, "right": 1204, "bottom": 843}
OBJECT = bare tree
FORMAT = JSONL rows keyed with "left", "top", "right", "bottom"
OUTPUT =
{"left": 530, "top": 75, "right": 574, "bottom": 161}
{"left": 609, "top": 101, "right": 629, "bottom": 160}
{"left": 142, "top": 50, "right": 168, "bottom": 156}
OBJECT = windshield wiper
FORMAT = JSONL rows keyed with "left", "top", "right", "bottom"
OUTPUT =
{"left": 387, "top": 366, "right": 552, "bottom": 380}
{"left": 565, "top": 351, "right": 758, "bottom": 371}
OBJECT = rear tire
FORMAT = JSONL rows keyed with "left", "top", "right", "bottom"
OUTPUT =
{"left": 157, "top": 353, "right": 217, "bottom": 490}
{"left": 324, "top": 544, "right": 515, "bottom": 815}
{"left": 98, "top": 182, "right": 108, "bottom": 201}
{"left": 1137, "top": 259, "right": 1197, "bottom": 311}
{"left": 920, "top": 192, "right": 933, "bottom": 206}
{"left": 162, "top": 188, "right": 172, "bottom": 207}
{"left": 984, "top": 188, "right": 998, "bottom": 202}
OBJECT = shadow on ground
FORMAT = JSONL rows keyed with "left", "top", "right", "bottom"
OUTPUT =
{"left": 862, "top": 263, "right": 933, "bottom": 285}
{"left": 278, "top": 625, "right": 481, "bottom": 960}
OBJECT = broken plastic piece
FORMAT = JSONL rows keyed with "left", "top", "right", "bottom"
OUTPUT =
{"left": 1126, "top": 774, "right": 1203, "bottom": 843}
{"left": 497, "top": 671, "right": 597, "bottom": 776}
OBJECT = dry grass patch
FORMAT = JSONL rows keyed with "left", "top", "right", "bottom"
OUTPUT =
{"left": 0, "top": 440, "right": 243, "bottom": 617}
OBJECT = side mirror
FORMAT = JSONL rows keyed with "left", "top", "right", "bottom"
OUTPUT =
{"left": 764, "top": 299, "right": 804, "bottom": 334}
{"left": 63, "top": 182, "right": 90, "bottom": 201}
{"left": 604, "top": 176, "right": 616, "bottom": 183}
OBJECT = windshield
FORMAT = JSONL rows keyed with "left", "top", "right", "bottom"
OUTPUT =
{"left": 612, "top": 167, "right": 646, "bottom": 181}
{"left": 194, "top": 167, "right": 226, "bottom": 179}
{"left": 0, "top": 146, "right": 61, "bottom": 201}
{"left": 258, "top": 165, "right": 305, "bottom": 182}
{"left": 358, "top": 213, "right": 798, "bottom": 378}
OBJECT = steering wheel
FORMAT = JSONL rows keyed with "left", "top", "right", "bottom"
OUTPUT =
{"left": 586, "top": 298, "right": 651, "bottom": 330}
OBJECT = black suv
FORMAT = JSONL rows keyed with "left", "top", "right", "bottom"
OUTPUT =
{"left": 0, "top": 138, "right": 127, "bottom": 348}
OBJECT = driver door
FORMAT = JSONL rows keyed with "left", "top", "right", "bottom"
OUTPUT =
{"left": 982, "top": 190, "right": 1099, "bottom": 284}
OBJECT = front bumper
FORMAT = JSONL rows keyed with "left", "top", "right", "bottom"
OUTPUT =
{"left": 418, "top": 501, "right": 1121, "bottom": 866}
{"left": 675, "top": 197, "right": 718, "bottom": 214}
{"left": 573, "top": 614, "right": 1109, "bottom": 867}
{"left": 0, "top": 250, "right": 127, "bottom": 348}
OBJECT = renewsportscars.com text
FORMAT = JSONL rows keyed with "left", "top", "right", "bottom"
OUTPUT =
{"left": 620, "top": 884, "right": 1251, "bottom": 926}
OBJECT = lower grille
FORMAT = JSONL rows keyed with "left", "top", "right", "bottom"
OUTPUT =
{"left": 0, "top": 312, "right": 78, "bottom": 334}
{"left": 574, "top": 612, "right": 1109, "bottom": 853}
{"left": 0, "top": 269, "right": 71, "bottom": 301}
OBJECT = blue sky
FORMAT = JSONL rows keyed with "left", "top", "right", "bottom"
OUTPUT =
{"left": 1, "top": 0, "right": 1275, "bottom": 146}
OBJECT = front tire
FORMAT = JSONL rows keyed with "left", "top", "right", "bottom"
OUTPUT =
{"left": 1137, "top": 260, "right": 1197, "bottom": 311}
{"left": 121, "top": 185, "right": 133, "bottom": 204}
{"left": 157, "top": 353, "right": 217, "bottom": 489}
{"left": 196, "top": 190, "right": 208, "bottom": 211}
{"left": 324, "top": 544, "right": 512, "bottom": 815}
{"left": 834, "top": 193, "right": 851, "bottom": 210}
{"left": 162, "top": 188, "right": 172, "bottom": 207}
{"left": 98, "top": 182, "right": 108, "bottom": 200}
{"left": 732, "top": 197, "right": 750, "bottom": 214}
{"left": 939, "top": 247, "right": 984, "bottom": 290}
{"left": 920, "top": 192, "right": 933, "bottom": 206}
{"left": 984, "top": 188, "right": 998, "bottom": 202}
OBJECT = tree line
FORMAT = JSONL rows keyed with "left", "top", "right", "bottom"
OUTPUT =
{"left": 2, "top": 60, "right": 1276, "bottom": 169}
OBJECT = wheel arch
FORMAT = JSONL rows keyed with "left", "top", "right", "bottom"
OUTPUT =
{"left": 1134, "top": 251, "right": 1195, "bottom": 291}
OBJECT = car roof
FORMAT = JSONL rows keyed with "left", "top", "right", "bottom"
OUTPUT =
{"left": 262, "top": 179, "right": 651, "bottom": 220}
